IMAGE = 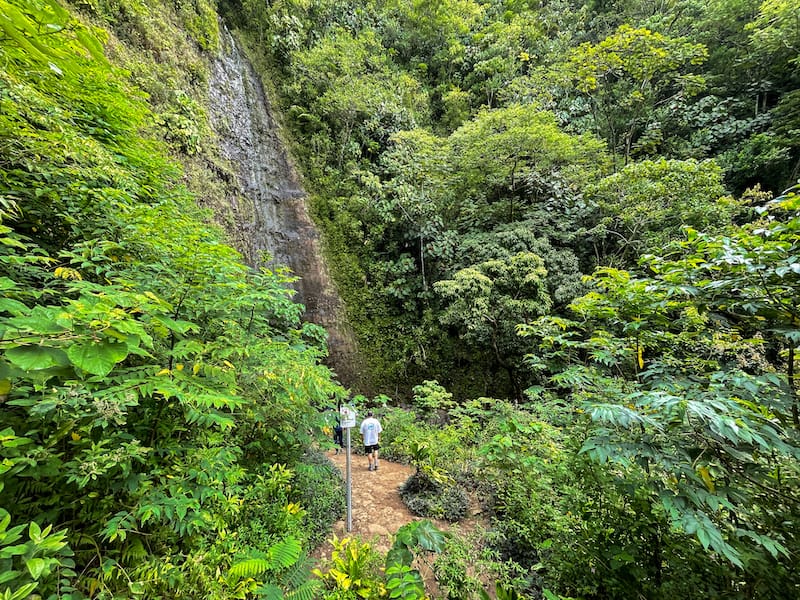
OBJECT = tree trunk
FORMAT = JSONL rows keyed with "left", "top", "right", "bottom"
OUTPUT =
{"left": 790, "top": 346, "right": 798, "bottom": 427}
{"left": 652, "top": 529, "right": 662, "bottom": 589}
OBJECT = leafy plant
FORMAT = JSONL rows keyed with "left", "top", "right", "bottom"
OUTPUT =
{"left": 0, "top": 2, "right": 345, "bottom": 598}
{"left": 292, "top": 452, "right": 346, "bottom": 546}
{"left": 227, "top": 536, "right": 320, "bottom": 600}
{"left": 400, "top": 471, "right": 468, "bottom": 523}
{"left": 0, "top": 499, "right": 75, "bottom": 600}
{"left": 385, "top": 520, "right": 447, "bottom": 600}
{"left": 313, "top": 535, "right": 386, "bottom": 599}
{"left": 411, "top": 380, "right": 454, "bottom": 421}
{"left": 434, "top": 525, "right": 529, "bottom": 600}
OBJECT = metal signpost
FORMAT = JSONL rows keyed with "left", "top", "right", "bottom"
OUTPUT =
{"left": 339, "top": 404, "right": 357, "bottom": 531}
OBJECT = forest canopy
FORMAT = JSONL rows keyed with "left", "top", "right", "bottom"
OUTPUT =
{"left": 1, "top": 0, "right": 799, "bottom": 598}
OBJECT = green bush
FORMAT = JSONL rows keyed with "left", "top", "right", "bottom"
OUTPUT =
{"left": 378, "top": 408, "right": 425, "bottom": 463}
{"left": 411, "top": 379, "right": 455, "bottom": 422}
{"left": 235, "top": 464, "right": 306, "bottom": 551}
{"left": 381, "top": 406, "right": 474, "bottom": 468}
{"left": 293, "top": 451, "right": 346, "bottom": 546}
{"left": 313, "top": 535, "right": 387, "bottom": 599}
{"left": 400, "top": 472, "right": 468, "bottom": 523}
{"left": 433, "top": 526, "right": 528, "bottom": 600}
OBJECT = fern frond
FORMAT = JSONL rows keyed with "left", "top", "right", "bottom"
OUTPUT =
{"left": 280, "top": 554, "right": 314, "bottom": 590}
{"left": 255, "top": 582, "right": 283, "bottom": 600}
{"left": 285, "top": 579, "right": 320, "bottom": 600}
{"left": 121, "top": 537, "right": 147, "bottom": 563}
{"left": 268, "top": 536, "right": 301, "bottom": 570}
{"left": 229, "top": 558, "right": 272, "bottom": 579}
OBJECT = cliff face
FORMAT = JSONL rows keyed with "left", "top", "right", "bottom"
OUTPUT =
{"left": 207, "top": 26, "right": 360, "bottom": 386}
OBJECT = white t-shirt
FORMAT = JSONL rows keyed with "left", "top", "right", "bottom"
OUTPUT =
{"left": 360, "top": 417, "right": 382, "bottom": 446}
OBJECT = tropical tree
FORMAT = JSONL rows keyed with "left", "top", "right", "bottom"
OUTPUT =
{"left": 583, "top": 158, "right": 739, "bottom": 267}
{"left": 435, "top": 252, "right": 551, "bottom": 399}
{"left": 445, "top": 104, "right": 608, "bottom": 230}
{"left": 287, "top": 28, "right": 429, "bottom": 171}
{"left": 648, "top": 182, "right": 800, "bottom": 423}
{"left": 518, "top": 197, "right": 800, "bottom": 594}
{"left": 564, "top": 24, "right": 708, "bottom": 163}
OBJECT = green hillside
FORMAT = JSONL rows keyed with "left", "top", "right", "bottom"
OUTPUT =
{"left": 1, "top": 0, "right": 799, "bottom": 598}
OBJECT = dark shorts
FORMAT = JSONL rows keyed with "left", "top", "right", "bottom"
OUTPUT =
{"left": 364, "top": 444, "right": 380, "bottom": 453}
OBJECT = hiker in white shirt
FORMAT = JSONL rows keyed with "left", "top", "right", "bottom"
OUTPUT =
{"left": 359, "top": 411, "right": 382, "bottom": 471}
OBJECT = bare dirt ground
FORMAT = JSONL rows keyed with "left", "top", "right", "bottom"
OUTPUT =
{"left": 318, "top": 448, "right": 435, "bottom": 553}
{"left": 311, "top": 447, "right": 494, "bottom": 599}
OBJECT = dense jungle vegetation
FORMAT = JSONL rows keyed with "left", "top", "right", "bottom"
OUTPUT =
{"left": 2, "top": 0, "right": 800, "bottom": 598}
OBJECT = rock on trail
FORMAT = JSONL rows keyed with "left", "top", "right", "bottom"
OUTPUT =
{"left": 323, "top": 448, "right": 423, "bottom": 553}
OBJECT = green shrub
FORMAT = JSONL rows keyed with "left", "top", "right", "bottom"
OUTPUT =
{"left": 0, "top": 504, "right": 77, "bottom": 600}
{"left": 313, "top": 535, "right": 386, "bottom": 599}
{"left": 235, "top": 464, "right": 306, "bottom": 551}
{"left": 381, "top": 407, "right": 474, "bottom": 469}
{"left": 434, "top": 526, "right": 528, "bottom": 600}
{"left": 411, "top": 379, "right": 455, "bottom": 422}
{"left": 400, "top": 472, "right": 468, "bottom": 523}
{"left": 293, "top": 451, "right": 346, "bottom": 546}
{"left": 378, "top": 408, "right": 425, "bottom": 463}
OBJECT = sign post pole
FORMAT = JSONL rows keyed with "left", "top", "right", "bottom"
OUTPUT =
{"left": 340, "top": 405, "right": 357, "bottom": 532}
{"left": 345, "top": 427, "right": 352, "bottom": 532}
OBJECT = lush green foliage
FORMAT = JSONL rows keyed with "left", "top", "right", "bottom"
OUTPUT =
{"left": 376, "top": 371, "right": 800, "bottom": 597}
{"left": 0, "top": 1, "right": 346, "bottom": 598}
{"left": 7, "top": 0, "right": 800, "bottom": 598}
{"left": 293, "top": 451, "right": 347, "bottom": 546}
{"left": 223, "top": 0, "right": 800, "bottom": 399}
{"left": 584, "top": 158, "right": 738, "bottom": 266}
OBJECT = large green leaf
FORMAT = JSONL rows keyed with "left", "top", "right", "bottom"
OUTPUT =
{"left": 409, "top": 519, "right": 447, "bottom": 552}
{"left": 0, "top": 298, "right": 29, "bottom": 316}
{"left": 6, "top": 306, "right": 69, "bottom": 334}
{"left": 255, "top": 583, "right": 283, "bottom": 600}
{"left": 25, "top": 557, "right": 47, "bottom": 579}
{"left": 5, "top": 345, "right": 67, "bottom": 370}
{"left": 229, "top": 557, "right": 271, "bottom": 579}
{"left": 66, "top": 340, "right": 129, "bottom": 376}
{"left": 385, "top": 546, "right": 413, "bottom": 568}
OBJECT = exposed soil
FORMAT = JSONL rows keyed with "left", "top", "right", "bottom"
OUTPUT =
{"left": 317, "top": 447, "right": 437, "bottom": 554}
{"left": 312, "top": 447, "right": 490, "bottom": 598}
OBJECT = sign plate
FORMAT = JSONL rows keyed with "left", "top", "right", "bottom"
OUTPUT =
{"left": 340, "top": 405, "right": 357, "bottom": 428}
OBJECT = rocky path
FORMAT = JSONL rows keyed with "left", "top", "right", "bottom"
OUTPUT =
{"left": 322, "top": 447, "right": 425, "bottom": 553}
{"left": 313, "top": 447, "right": 488, "bottom": 598}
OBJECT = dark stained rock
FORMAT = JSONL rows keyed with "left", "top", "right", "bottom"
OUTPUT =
{"left": 208, "top": 26, "right": 360, "bottom": 386}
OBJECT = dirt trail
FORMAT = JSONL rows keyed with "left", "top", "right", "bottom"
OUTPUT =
{"left": 313, "top": 448, "right": 489, "bottom": 598}
{"left": 321, "top": 447, "right": 433, "bottom": 553}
